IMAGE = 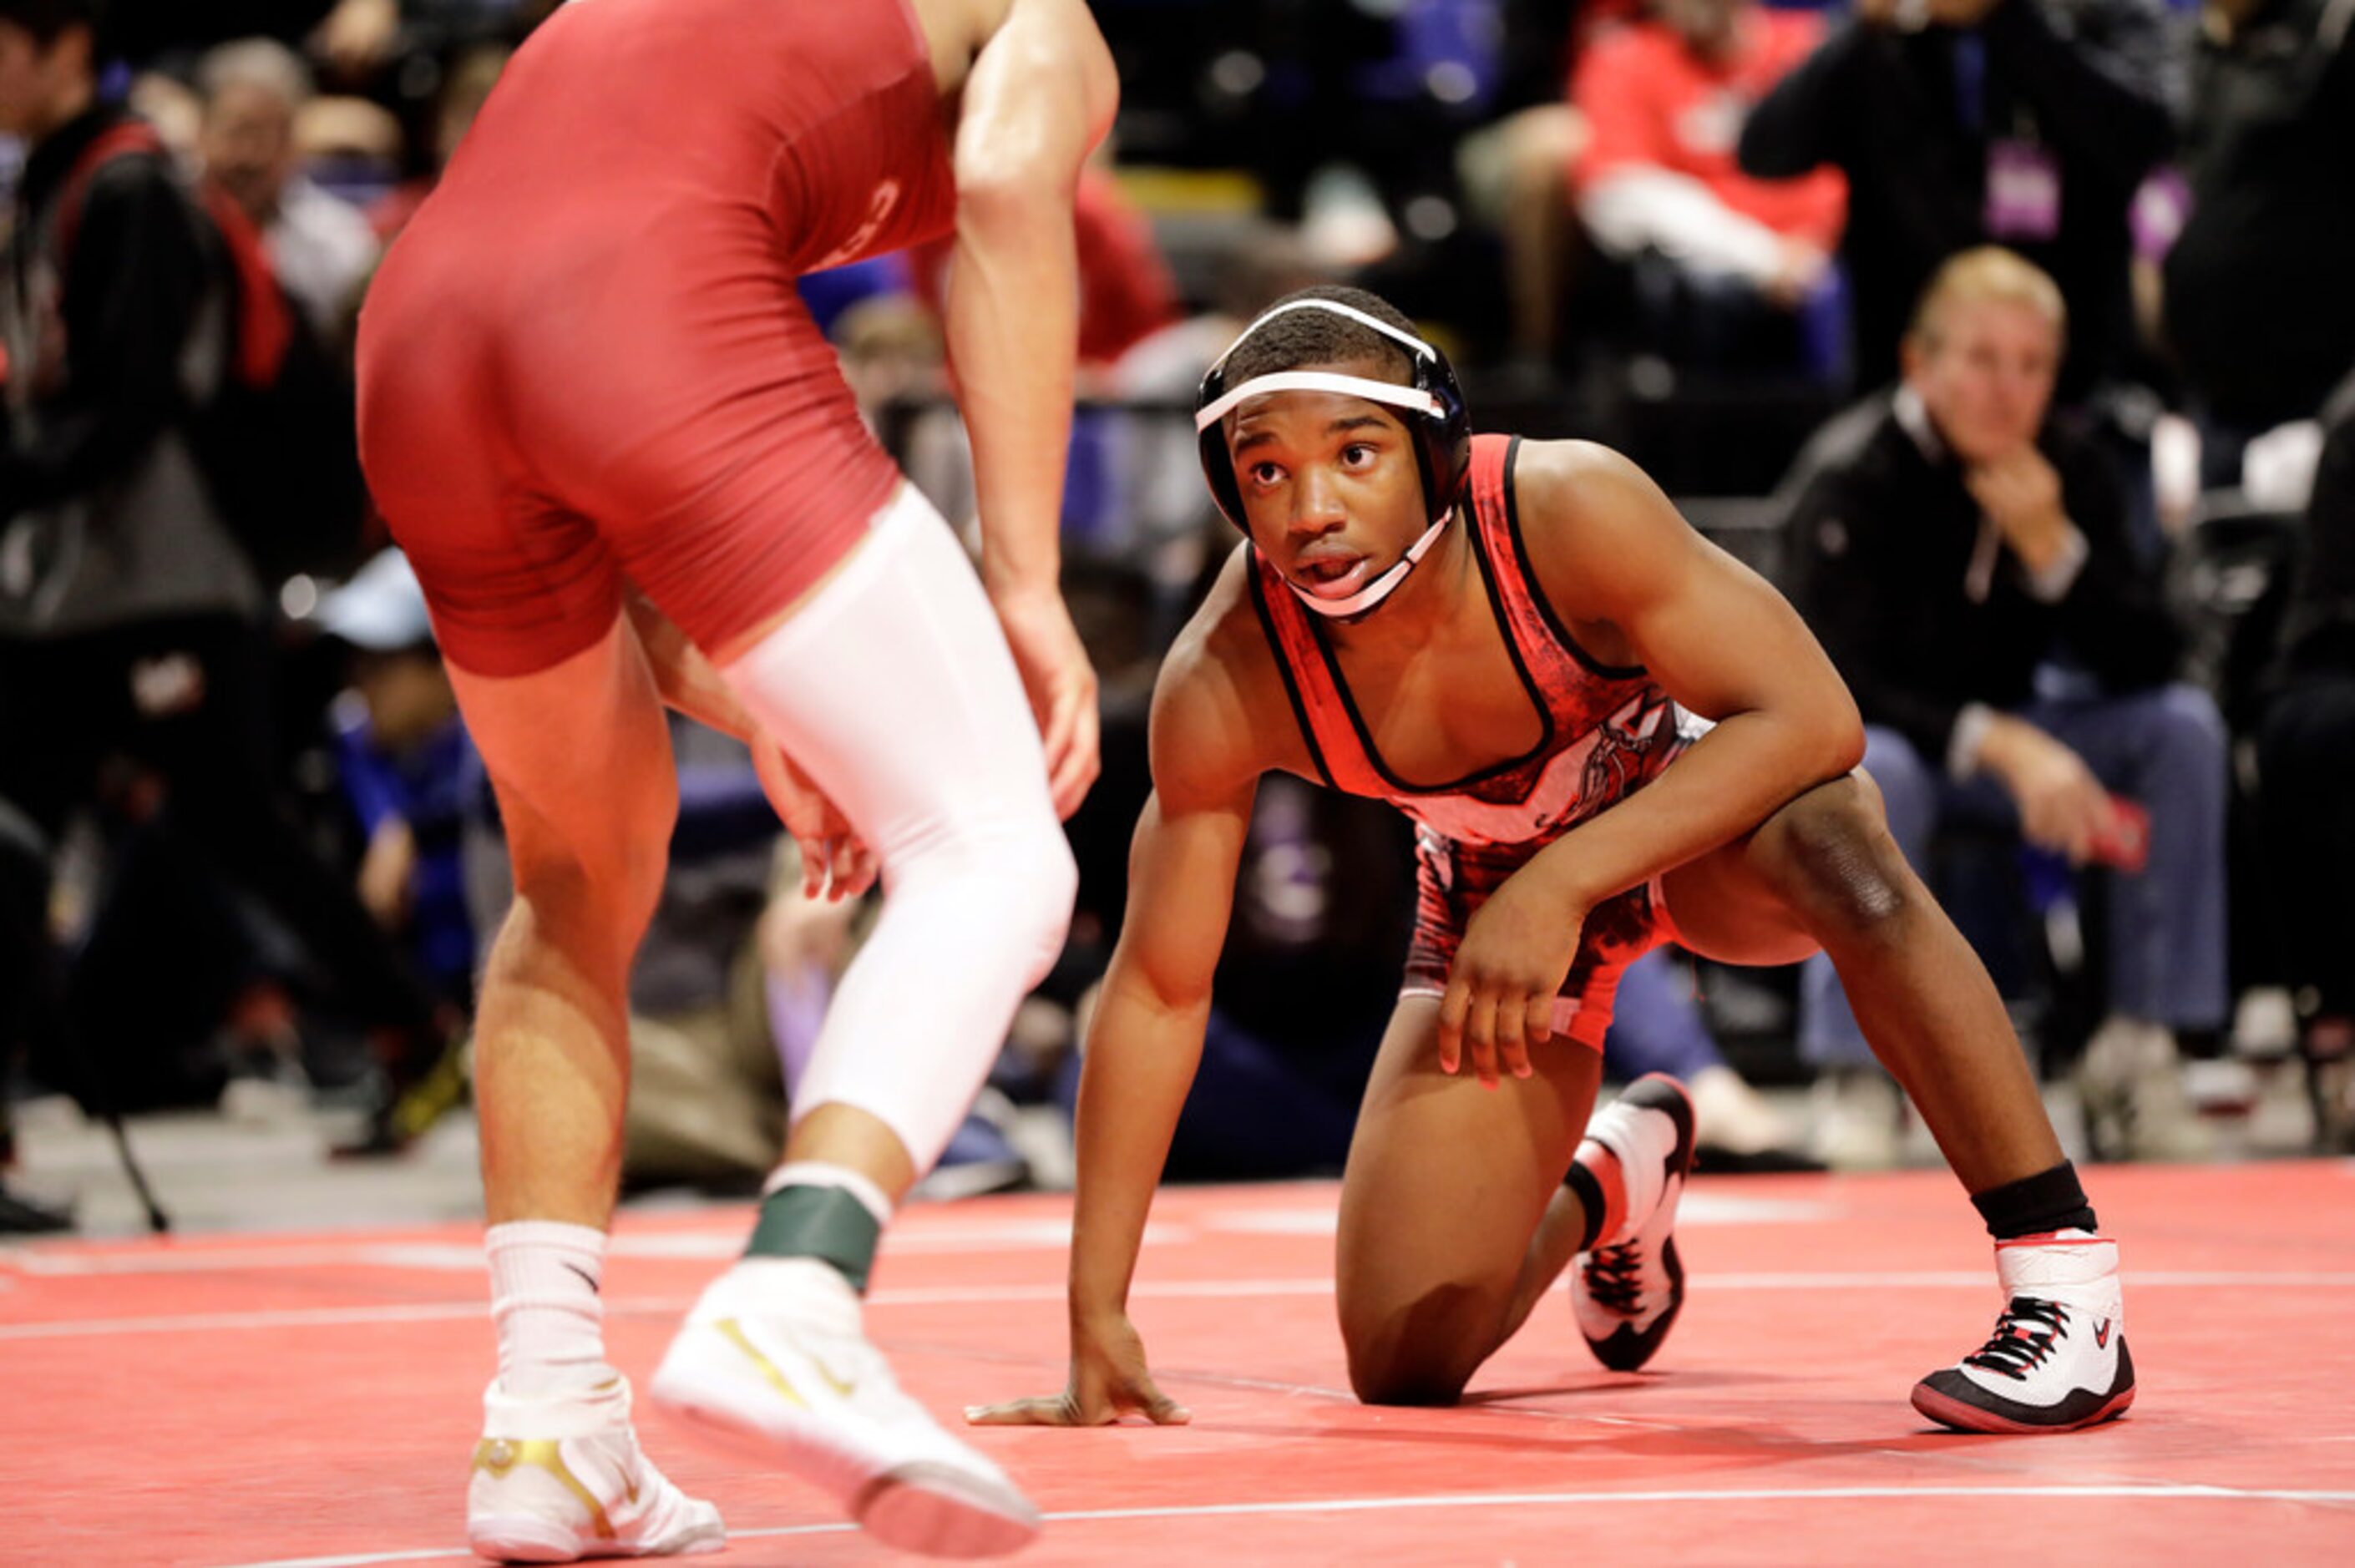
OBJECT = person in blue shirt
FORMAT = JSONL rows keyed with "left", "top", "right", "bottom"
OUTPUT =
{"left": 319, "top": 548, "right": 480, "bottom": 1012}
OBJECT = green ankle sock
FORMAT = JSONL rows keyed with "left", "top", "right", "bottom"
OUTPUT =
{"left": 744, "top": 1183, "right": 883, "bottom": 1293}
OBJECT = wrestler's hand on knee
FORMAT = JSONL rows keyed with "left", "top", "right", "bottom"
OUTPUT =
{"left": 991, "top": 582, "right": 1102, "bottom": 821}
{"left": 964, "top": 1310, "right": 1190, "bottom": 1428}
{"left": 1439, "top": 884, "right": 1581, "bottom": 1089}
{"left": 752, "top": 736, "right": 879, "bottom": 902}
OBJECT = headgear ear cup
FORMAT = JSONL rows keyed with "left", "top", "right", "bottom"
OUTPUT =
{"left": 1194, "top": 299, "right": 1471, "bottom": 531}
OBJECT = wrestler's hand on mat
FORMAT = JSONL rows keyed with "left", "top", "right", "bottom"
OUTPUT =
{"left": 962, "top": 1311, "right": 1191, "bottom": 1427}
{"left": 1439, "top": 880, "right": 1581, "bottom": 1090}
{"left": 752, "top": 737, "right": 879, "bottom": 903}
{"left": 992, "top": 582, "right": 1102, "bottom": 820}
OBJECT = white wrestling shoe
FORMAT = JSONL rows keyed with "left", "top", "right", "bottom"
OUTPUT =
{"left": 650, "top": 1259, "right": 1040, "bottom": 1559}
{"left": 1571, "top": 1074, "right": 1697, "bottom": 1372}
{"left": 468, "top": 1377, "right": 724, "bottom": 1564}
{"left": 1911, "top": 1229, "right": 2135, "bottom": 1434}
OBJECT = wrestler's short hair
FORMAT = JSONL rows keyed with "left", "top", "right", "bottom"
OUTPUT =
{"left": 1222, "top": 284, "right": 1422, "bottom": 388}
{"left": 1196, "top": 285, "right": 1471, "bottom": 532}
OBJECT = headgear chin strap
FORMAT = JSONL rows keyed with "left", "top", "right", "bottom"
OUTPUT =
{"left": 1290, "top": 512, "right": 1452, "bottom": 620}
{"left": 1193, "top": 297, "right": 1472, "bottom": 620}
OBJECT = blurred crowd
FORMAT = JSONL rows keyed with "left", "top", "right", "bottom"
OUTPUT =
{"left": 1, "top": 0, "right": 2349, "bottom": 1232}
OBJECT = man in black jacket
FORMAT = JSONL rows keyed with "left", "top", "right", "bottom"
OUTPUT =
{"left": 1737, "top": 0, "right": 2175, "bottom": 402}
{"left": 1788, "top": 249, "right": 2224, "bottom": 1163}
{"left": 0, "top": 0, "right": 453, "bottom": 1225}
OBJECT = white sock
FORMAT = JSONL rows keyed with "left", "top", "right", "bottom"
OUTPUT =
{"left": 763, "top": 1159, "right": 894, "bottom": 1224}
{"left": 486, "top": 1221, "right": 614, "bottom": 1396}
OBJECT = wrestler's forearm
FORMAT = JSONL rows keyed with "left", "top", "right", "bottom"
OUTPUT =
{"left": 945, "top": 184, "right": 1077, "bottom": 601}
{"left": 1065, "top": 968, "right": 1212, "bottom": 1325}
{"left": 623, "top": 589, "right": 757, "bottom": 742}
{"left": 1515, "top": 709, "right": 1855, "bottom": 913}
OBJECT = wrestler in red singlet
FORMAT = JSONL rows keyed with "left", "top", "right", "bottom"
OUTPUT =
{"left": 358, "top": 3, "right": 1118, "bottom": 1560}
{"left": 1251, "top": 434, "right": 1695, "bottom": 1049}
{"left": 358, "top": 0, "right": 955, "bottom": 677}
{"left": 976, "top": 285, "right": 2135, "bottom": 1447}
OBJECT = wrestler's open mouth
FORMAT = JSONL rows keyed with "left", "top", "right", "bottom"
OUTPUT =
{"left": 1296, "top": 554, "right": 1370, "bottom": 597}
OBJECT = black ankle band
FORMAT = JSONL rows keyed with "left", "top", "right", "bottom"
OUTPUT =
{"left": 1563, "top": 1158, "right": 1608, "bottom": 1254}
{"left": 1970, "top": 1161, "right": 2098, "bottom": 1242}
{"left": 745, "top": 1183, "right": 883, "bottom": 1293}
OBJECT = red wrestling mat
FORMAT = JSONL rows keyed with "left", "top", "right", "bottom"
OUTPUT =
{"left": 5, "top": 1161, "right": 2353, "bottom": 1565}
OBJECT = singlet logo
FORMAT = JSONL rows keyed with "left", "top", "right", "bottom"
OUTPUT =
{"left": 1398, "top": 691, "right": 1679, "bottom": 847}
{"left": 812, "top": 179, "right": 903, "bottom": 271}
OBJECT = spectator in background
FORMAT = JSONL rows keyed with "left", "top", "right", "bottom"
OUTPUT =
{"left": 1451, "top": 0, "right": 1603, "bottom": 367}
{"left": 196, "top": 37, "right": 379, "bottom": 335}
{"left": 1740, "top": 0, "right": 2175, "bottom": 401}
{"left": 309, "top": 0, "right": 552, "bottom": 88}
{"left": 364, "top": 38, "right": 504, "bottom": 242}
{"left": 1788, "top": 249, "right": 2221, "bottom": 1165}
{"left": 1107, "top": 224, "right": 1332, "bottom": 593}
{"left": 318, "top": 550, "right": 479, "bottom": 1015}
{"left": 620, "top": 718, "right": 792, "bottom": 1192}
{"left": 2256, "top": 370, "right": 2355, "bottom": 1146}
{"left": 309, "top": 0, "right": 406, "bottom": 85}
{"left": 2160, "top": 0, "right": 2355, "bottom": 471}
{"left": 833, "top": 294, "right": 975, "bottom": 533}
{"left": 0, "top": 0, "right": 453, "bottom": 1206}
{"left": 1572, "top": 0, "right": 1847, "bottom": 371}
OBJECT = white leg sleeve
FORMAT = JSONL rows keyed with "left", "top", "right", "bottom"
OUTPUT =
{"left": 717, "top": 485, "right": 1076, "bottom": 1172}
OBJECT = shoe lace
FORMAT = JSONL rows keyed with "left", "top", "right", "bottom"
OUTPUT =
{"left": 1962, "top": 1296, "right": 2069, "bottom": 1380}
{"left": 1583, "top": 1243, "right": 1644, "bottom": 1315}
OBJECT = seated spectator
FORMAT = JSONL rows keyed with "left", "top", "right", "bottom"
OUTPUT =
{"left": 1453, "top": 0, "right": 1608, "bottom": 368}
{"left": 1455, "top": 95, "right": 1585, "bottom": 370}
{"left": 1787, "top": 248, "right": 2223, "bottom": 1164}
{"left": 1739, "top": 0, "right": 2175, "bottom": 401}
{"left": 1572, "top": 0, "right": 1847, "bottom": 371}
{"left": 2257, "top": 368, "right": 2355, "bottom": 1147}
{"left": 2160, "top": 0, "right": 2355, "bottom": 473}
{"left": 196, "top": 36, "right": 380, "bottom": 334}
{"left": 317, "top": 549, "right": 479, "bottom": 1015}
{"left": 0, "top": 0, "right": 449, "bottom": 1185}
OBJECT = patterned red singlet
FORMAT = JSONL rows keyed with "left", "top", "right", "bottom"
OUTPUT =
{"left": 1250, "top": 435, "right": 1697, "bottom": 1050}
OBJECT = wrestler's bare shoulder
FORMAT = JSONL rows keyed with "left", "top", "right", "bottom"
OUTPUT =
{"left": 1149, "top": 544, "right": 1309, "bottom": 804}
{"left": 1507, "top": 437, "right": 1694, "bottom": 648}
{"left": 908, "top": 0, "right": 1107, "bottom": 100}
